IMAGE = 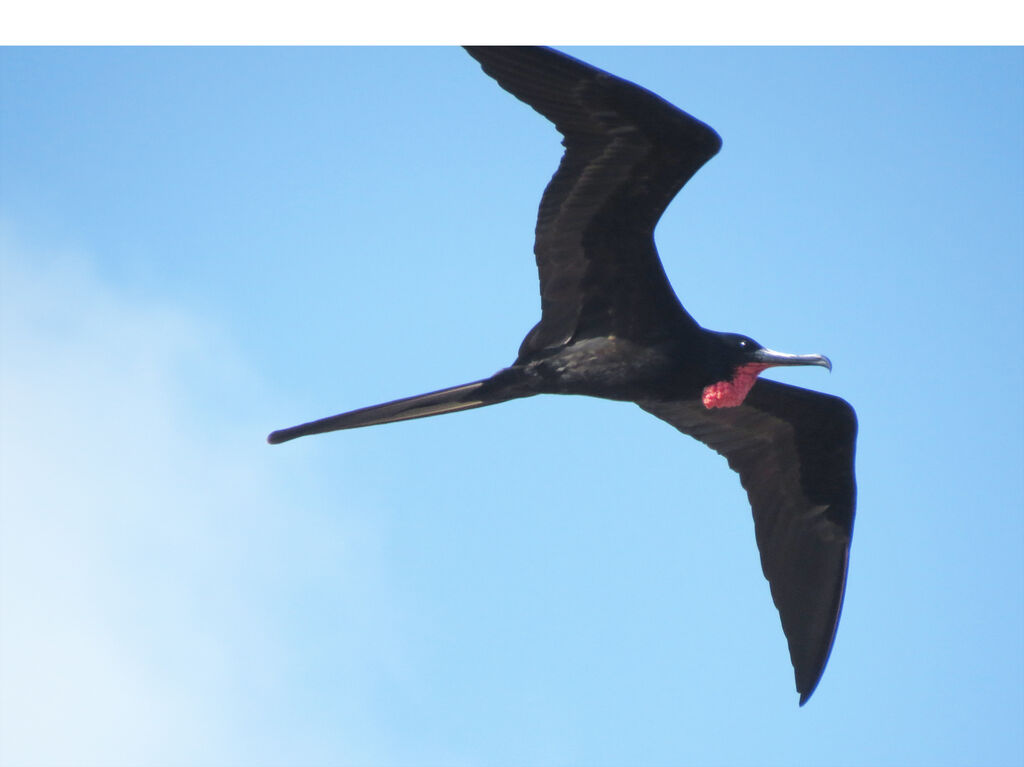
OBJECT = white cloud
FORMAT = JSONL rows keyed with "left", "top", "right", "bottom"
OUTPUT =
{"left": 0, "top": 235, "right": 405, "bottom": 766}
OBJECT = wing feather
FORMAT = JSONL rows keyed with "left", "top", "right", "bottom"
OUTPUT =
{"left": 464, "top": 46, "right": 720, "bottom": 354}
{"left": 638, "top": 379, "right": 857, "bottom": 703}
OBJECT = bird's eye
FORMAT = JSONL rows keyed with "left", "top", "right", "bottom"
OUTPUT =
{"left": 737, "top": 339, "right": 749, "bottom": 349}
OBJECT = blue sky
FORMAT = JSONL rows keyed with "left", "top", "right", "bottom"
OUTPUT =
{"left": 1, "top": 47, "right": 1022, "bottom": 766}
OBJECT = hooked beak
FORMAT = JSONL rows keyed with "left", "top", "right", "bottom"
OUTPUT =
{"left": 750, "top": 348, "right": 832, "bottom": 372}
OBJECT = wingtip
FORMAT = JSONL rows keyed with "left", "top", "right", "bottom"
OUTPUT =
{"left": 795, "top": 663, "right": 825, "bottom": 706}
{"left": 797, "top": 673, "right": 825, "bottom": 706}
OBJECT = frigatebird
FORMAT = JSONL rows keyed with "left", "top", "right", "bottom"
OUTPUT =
{"left": 269, "top": 46, "right": 857, "bottom": 705}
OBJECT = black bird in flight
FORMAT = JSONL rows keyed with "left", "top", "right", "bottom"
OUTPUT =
{"left": 269, "top": 46, "right": 857, "bottom": 705}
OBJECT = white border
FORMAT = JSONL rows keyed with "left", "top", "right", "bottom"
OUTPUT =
{"left": 2, "top": 0, "right": 1023, "bottom": 45}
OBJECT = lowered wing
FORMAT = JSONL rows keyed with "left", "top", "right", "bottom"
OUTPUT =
{"left": 638, "top": 379, "right": 857, "bottom": 703}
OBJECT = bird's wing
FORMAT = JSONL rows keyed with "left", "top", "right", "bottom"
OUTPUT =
{"left": 637, "top": 380, "right": 857, "bottom": 704}
{"left": 464, "top": 47, "right": 721, "bottom": 355}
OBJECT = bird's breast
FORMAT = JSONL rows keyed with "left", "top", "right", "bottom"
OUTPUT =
{"left": 522, "top": 336, "right": 706, "bottom": 402}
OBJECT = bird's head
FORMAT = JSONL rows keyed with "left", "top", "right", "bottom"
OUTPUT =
{"left": 702, "top": 332, "right": 832, "bottom": 409}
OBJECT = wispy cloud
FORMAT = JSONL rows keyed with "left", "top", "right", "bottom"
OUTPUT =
{"left": 0, "top": 233, "right": 409, "bottom": 766}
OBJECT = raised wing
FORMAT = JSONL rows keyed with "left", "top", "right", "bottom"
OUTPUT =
{"left": 638, "top": 380, "right": 857, "bottom": 703}
{"left": 463, "top": 46, "right": 721, "bottom": 356}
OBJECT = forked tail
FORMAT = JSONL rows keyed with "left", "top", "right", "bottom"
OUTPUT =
{"left": 267, "top": 378, "right": 522, "bottom": 445}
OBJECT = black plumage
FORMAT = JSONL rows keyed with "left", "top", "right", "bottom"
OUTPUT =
{"left": 269, "top": 46, "right": 857, "bottom": 705}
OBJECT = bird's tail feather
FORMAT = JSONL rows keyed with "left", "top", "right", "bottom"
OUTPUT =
{"left": 267, "top": 379, "right": 515, "bottom": 445}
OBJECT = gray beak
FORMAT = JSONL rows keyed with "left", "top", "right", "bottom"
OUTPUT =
{"left": 751, "top": 348, "right": 832, "bottom": 372}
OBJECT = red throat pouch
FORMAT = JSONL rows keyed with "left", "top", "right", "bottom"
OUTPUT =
{"left": 702, "top": 363, "right": 771, "bottom": 409}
